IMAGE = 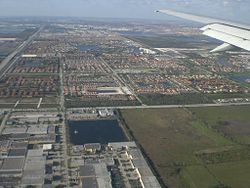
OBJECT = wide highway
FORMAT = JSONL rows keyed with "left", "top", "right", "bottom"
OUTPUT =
{"left": 0, "top": 26, "right": 44, "bottom": 79}
{"left": 68, "top": 102, "right": 250, "bottom": 111}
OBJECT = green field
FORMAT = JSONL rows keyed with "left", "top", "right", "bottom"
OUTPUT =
{"left": 120, "top": 105, "right": 250, "bottom": 188}
{"left": 138, "top": 93, "right": 212, "bottom": 105}
{"left": 0, "top": 96, "right": 59, "bottom": 109}
{"left": 181, "top": 165, "right": 218, "bottom": 188}
{"left": 126, "top": 34, "right": 215, "bottom": 49}
{"left": 65, "top": 96, "right": 140, "bottom": 108}
{"left": 207, "top": 160, "right": 250, "bottom": 188}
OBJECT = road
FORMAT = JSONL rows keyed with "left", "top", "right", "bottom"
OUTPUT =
{"left": 68, "top": 102, "right": 250, "bottom": 111}
{"left": 0, "top": 27, "right": 44, "bottom": 135}
{"left": 0, "top": 111, "right": 10, "bottom": 134}
{"left": 99, "top": 57, "right": 144, "bottom": 105}
{"left": 59, "top": 56, "right": 70, "bottom": 187}
{"left": 0, "top": 26, "right": 44, "bottom": 79}
{"left": 1, "top": 102, "right": 249, "bottom": 111}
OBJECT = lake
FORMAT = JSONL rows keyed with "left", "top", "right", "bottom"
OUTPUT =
{"left": 230, "top": 75, "right": 250, "bottom": 83}
{"left": 68, "top": 119, "right": 127, "bottom": 145}
{"left": 77, "top": 44, "right": 99, "bottom": 52}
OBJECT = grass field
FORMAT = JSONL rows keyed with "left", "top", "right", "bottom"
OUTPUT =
{"left": 191, "top": 106, "right": 250, "bottom": 145}
{"left": 207, "top": 160, "right": 250, "bottom": 188}
{"left": 138, "top": 93, "right": 212, "bottom": 105}
{"left": 0, "top": 97, "right": 59, "bottom": 109}
{"left": 126, "top": 34, "right": 216, "bottom": 49}
{"left": 190, "top": 106, "right": 250, "bottom": 125}
{"left": 180, "top": 165, "right": 218, "bottom": 188}
{"left": 120, "top": 105, "right": 250, "bottom": 188}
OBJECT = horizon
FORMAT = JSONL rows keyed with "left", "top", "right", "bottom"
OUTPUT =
{"left": 1, "top": 0, "right": 250, "bottom": 24}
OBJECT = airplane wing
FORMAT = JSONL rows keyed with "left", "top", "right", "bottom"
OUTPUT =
{"left": 156, "top": 9, "right": 250, "bottom": 52}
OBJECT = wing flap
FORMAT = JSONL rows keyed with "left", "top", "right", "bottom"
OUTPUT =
{"left": 157, "top": 9, "right": 218, "bottom": 24}
{"left": 157, "top": 9, "right": 250, "bottom": 52}
{"left": 202, "top": 24, "right": 250, "bottom": 51}
{"left": 157, "top": 9, "right": 250, "bottom": 30}
{"left": 210, "top": 43, "right": 235, "bottom": 53}
{"left": 201, "top": 24, "right": 250, "bottom": 40}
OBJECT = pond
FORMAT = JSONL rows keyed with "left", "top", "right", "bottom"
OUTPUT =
{"left": 68, "top": 119, "right": 127, "bottom": 145}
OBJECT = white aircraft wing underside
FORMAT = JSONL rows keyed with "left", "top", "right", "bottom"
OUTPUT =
{"left": 201, "top": 24, "right": 250, "bottom": 52}
{"left": 157, "top": 9, "right": 250, "bottom": 52}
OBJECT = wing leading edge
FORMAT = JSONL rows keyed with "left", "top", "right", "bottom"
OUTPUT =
{"left": 156, "top": 10, "right": 250, "bottom": 52}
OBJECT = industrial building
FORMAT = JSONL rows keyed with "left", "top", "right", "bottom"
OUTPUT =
{"left": 79, "top": 163, "right": 112, "bottom": 188}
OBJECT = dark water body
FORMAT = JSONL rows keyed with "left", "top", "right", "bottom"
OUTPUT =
{"left": 0, "top": 28, "right": 24, "bottom": 35}
{"left": 138, "top": 82, "right": 172, "bottom": 88}
{"left": 68, "top": 120, "right": 127, "bottom": 145}
{"left": 77, "top": 44, "right": 99, "bottom": 52}
{"left": 97, "top": 90, "right": 118, "bottom": 94}
{"left": 118, "top": 31, "right": 155, "bottom": 37}
{"left": 51, "top": 28, "right": 66, "bottom": 33}
{"left": 133, "top": 47, "right": 141, "bottom": 55}
{"left": 24, "top": 60, "right": 43, "bottom": 67}
{"left": 217, "top": 57, "right": 227, "bottom": 65}
{"left": 138, "top": 82, "right": 149, "bottom": 87}
{"left": 230, "top": 75, "right": 250, "bottom": 83}
{"left": 162, "top": 81, "right": 173, "bottom": 87}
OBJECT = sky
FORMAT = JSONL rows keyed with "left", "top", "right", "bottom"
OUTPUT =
{"left": 0, "top": 0, "right": 250, "bottom": 24}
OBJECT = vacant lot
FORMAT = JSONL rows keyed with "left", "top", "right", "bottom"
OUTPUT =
{"left": 126, "top": 34, "right": 217, "bottom": 49}
{"left": 191, "top": 106, "right": 250, "bottom": 145}
{"left": 120, "top": 106, "right": 250, "bottom": 188}
{"left": 207, "top": 160, "right": 250, "bottom": 188}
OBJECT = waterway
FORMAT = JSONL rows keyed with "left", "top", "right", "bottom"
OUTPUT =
{"left": 68, "top": 119, "right": 127, "bottom": 145}
{"left": 118, "top": 31, "right": 155, "bottom": 37}
{"left": 77, "top": 44, "right": 99, "bottom": 52}
{"left": 230, "top": 75, "right": 250, "bottom": 83}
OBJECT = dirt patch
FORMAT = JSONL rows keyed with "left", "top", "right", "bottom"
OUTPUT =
{"left": 217, "top": 121, "right": 250, "bottom": 136}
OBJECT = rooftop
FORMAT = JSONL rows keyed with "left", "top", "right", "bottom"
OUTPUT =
{"left": 8, "top": 148, "right": 27, "bottom": 157}
{"left": 0, "top": 158, "right": 25, "bottom": 171}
